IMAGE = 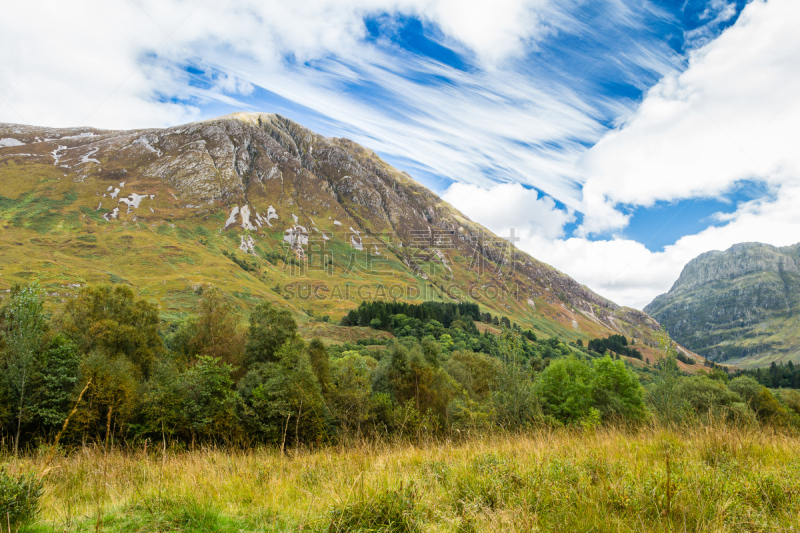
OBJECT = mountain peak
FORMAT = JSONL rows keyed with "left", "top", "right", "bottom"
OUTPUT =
{"left": 645, "top": 241, "right": 800, "bottom": 367}
{"left": 0, "top": 114, "right": 671, "bottom": 356}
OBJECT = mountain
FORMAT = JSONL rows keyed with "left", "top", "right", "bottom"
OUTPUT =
{"left": 645, "top": 242, "right": 800, "bottom": 368}
{"left": 0, "top": 112, "right": 670, "bottom": 357}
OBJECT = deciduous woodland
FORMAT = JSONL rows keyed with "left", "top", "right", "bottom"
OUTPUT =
{"left": 2, "top": 283, "right": 800, "bottom": 531}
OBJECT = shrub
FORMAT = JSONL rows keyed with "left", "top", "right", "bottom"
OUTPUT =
{"left": 0, "top": 468, "right": 43, "bottom": 532}
{"left": 675, "top": 375, "right": 742, "bottom": 417}
{"left": 729, "top": 376, "right": 790, "bottom": 425}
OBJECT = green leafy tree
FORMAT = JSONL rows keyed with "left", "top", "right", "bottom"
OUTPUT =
{"left": 384, "top": 341, "right": 455, "bottom": 425}
{"left": 194, "top": 287, "right": 244, "bottom": 364}
{"left": 329, "top": 353, "right": 376, "bottom": 436}
{"left": 245, "top": 301, "right": 298, "bottom": 366}
{"left": 77, "top": 351, "right": 139, "bottom": 446}
{"left": 423, "top": 320, "right": 445, "bottom": 339}
{"left": 444, "top": 350, "right": 502, "bottom": 401}
{"left": 58, "top": 284, "right": 162, "bottom": 376}
{"left": 592, "top": 356, "right": 647, "bottom": 422}
{"left": 729, "top": 376, "right": 790, "bottom": 425}
{"left": 675, "top": 375, "right": 742, "bottom": 419}
{"left": 2, "top": 283, "right": 47, "bottom": 455}
{"left": 307, "top": 338, "right": 332, "bottom": 396}
{"left": 535, "top": 356, "right": 593, "bottom": 424}
{"left": 492, "top": 332, "right": 540, "bottom": 429}
{"left": 32, "top": 335, "right": 80, "bottom": 433}
{"left": 178, "top": 355, "right": 239, "bottom": 445}
{"left": 238, "top": 339, "right": 328, "bottom": 445}
{"left": 137, "top": 358, "right": 184, "bottom": 442}
{"left": 421, "top": 336, "right": 442, "bottom": 367}
{"left": 646, "top": 329, "right": 691, "bottom": 425}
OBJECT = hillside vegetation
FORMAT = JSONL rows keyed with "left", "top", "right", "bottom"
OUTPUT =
{"left": 0, "top": 113, "right": 667, "bottom": 348}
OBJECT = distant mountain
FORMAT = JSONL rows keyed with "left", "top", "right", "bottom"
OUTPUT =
{"left": 645, "top": 242, "right": 800, "bottom": 368}
{"left": 0, "top": 112, "right": 670, "bottom": 353}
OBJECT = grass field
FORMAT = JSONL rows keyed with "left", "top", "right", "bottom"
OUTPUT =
{"left": 4, "top": 425, "right": 800, "bottom": 532}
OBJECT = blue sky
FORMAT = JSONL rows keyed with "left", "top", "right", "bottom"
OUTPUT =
{"left": 2, "top": 0, "right": 799, "bottom": 309}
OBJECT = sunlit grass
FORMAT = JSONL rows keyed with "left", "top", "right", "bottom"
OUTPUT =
{"left": 4, "top": 424, "right": 799, "bottom": 532}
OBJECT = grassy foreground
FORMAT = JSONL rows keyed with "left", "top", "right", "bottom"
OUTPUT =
{"left": 5, "top": 426, "right": 800, "bottom": 532}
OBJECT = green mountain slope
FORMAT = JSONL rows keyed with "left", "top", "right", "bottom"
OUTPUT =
{"left": 645, "top": 242, "right": 800, "bottom": 368}
{"left": 0, "top": 112, "right": 668, "bottom": 349}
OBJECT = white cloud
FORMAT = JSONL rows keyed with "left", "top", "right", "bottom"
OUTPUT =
{"left": 422, "top": 0, "right": 565, "bottom": 64}
{"left": 449, "top": 180, "right": 800, "bottom": 310}
{"left": 0, "top": 0, "right": 678, "bottom": 208}
{"left": 442, "top": 182, "right": 574, "bottom": 240}
{"left": 578, "top": 0, "right": 800, "bottom": 235}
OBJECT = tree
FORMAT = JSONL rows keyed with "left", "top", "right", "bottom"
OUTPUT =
{"left": 59, "top": 284, "right": 162, "bottom": 376}
{"left": 137, "top": 358, "right": 184, "bottom": 443}
{"left": 78, "top": 351, "right": 139, "bottom": 446}
{"left": 675, "top": 375, "right": 741, "bottom": 419}
{"left": 421, "top": 336, "right": 442, "bottom": 367}
{"left": 307, "top": 338, "right": 331, "bottom": 396}
{"left": 238, "top": 340, "right": 328, "bottom": 445}
{"left": 2, "top": 287, "right": 46, "bottom": 441}
{"left": 646, "top": 329, "right": 691, "bottom": 425}
{"left": 2, "top": 283, "right": 47, "bottom": 455}
{"left": 245, "top": 301, "right": 298, "bottom": 366}
{"left": 535, "top": 357, "right": 593, "bottom": 424}
{"left": 178, "top": 355, "right": 239, "bottom": 445}
{"left": 384, "top": 341, "right": 454, "bottom": 422}
{"left": 492, "top": 332, "right": 540, "bottom": 428}
{"left": 592, "top": 356, "right": 647, "bottom": 422}
{"left": 444, "top": 351, "right": 502, "bottom": 402}
{"left": 32, "top": 335, "right": 80, "bottom": 433}
{"left": 729, "top": 376, "right": 789, "bottom": 424}
{"left": 329, "top": 353, "right": 375, "bottom": 436}
{"left": 170, "top": 287, "right": 244, "bottom": 366}
{"left": 423, "top": 320, "right": 445, "bottom": 339}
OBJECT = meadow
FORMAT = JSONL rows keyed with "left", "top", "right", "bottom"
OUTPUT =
{"left": 4, "top": 424, "right": 800, "bottom": 532}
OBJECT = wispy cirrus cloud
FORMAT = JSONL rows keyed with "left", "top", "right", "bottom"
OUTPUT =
{"left": 0, "top": 0, "right": 682, "bottom": 205}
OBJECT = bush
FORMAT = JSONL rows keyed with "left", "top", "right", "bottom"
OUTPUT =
{"left": 0, "top": 468, "right": 43, "bottom": 531}
{"left": 729, "top": 376, "right": 790, "bottom": 425}
{"left": 675, "top": 376, "right": 742, "bottom": 418}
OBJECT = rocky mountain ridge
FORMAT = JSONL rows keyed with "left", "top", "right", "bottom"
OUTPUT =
{"left": 645, "top": 242, "right": 800, "bottom": 368}
{"left": 0, "top": 112, "right": 679, "bottom": 361}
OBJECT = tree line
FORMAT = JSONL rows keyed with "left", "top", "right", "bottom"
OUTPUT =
{"left": 341, "top": 301, "right": 481, "bottom": 329}
{"left": 586, "top": 334, "right": 644, "bottom": 361}
{"left": 734, "top": 361, "right": 800, "bottom": 389}
{"left": 2, "top": 284, "right": 800, "bottom": 456}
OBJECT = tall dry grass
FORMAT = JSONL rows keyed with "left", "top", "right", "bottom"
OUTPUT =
{"left": 3, "top": 424, "right": 800, "bottom": 532}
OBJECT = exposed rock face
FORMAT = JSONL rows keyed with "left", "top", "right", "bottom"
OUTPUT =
{"left": 645, "top": 242, "right": 800, "bottom": 367}
{"left": 0, "top": 112, "right": 663, "bottom": 344}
